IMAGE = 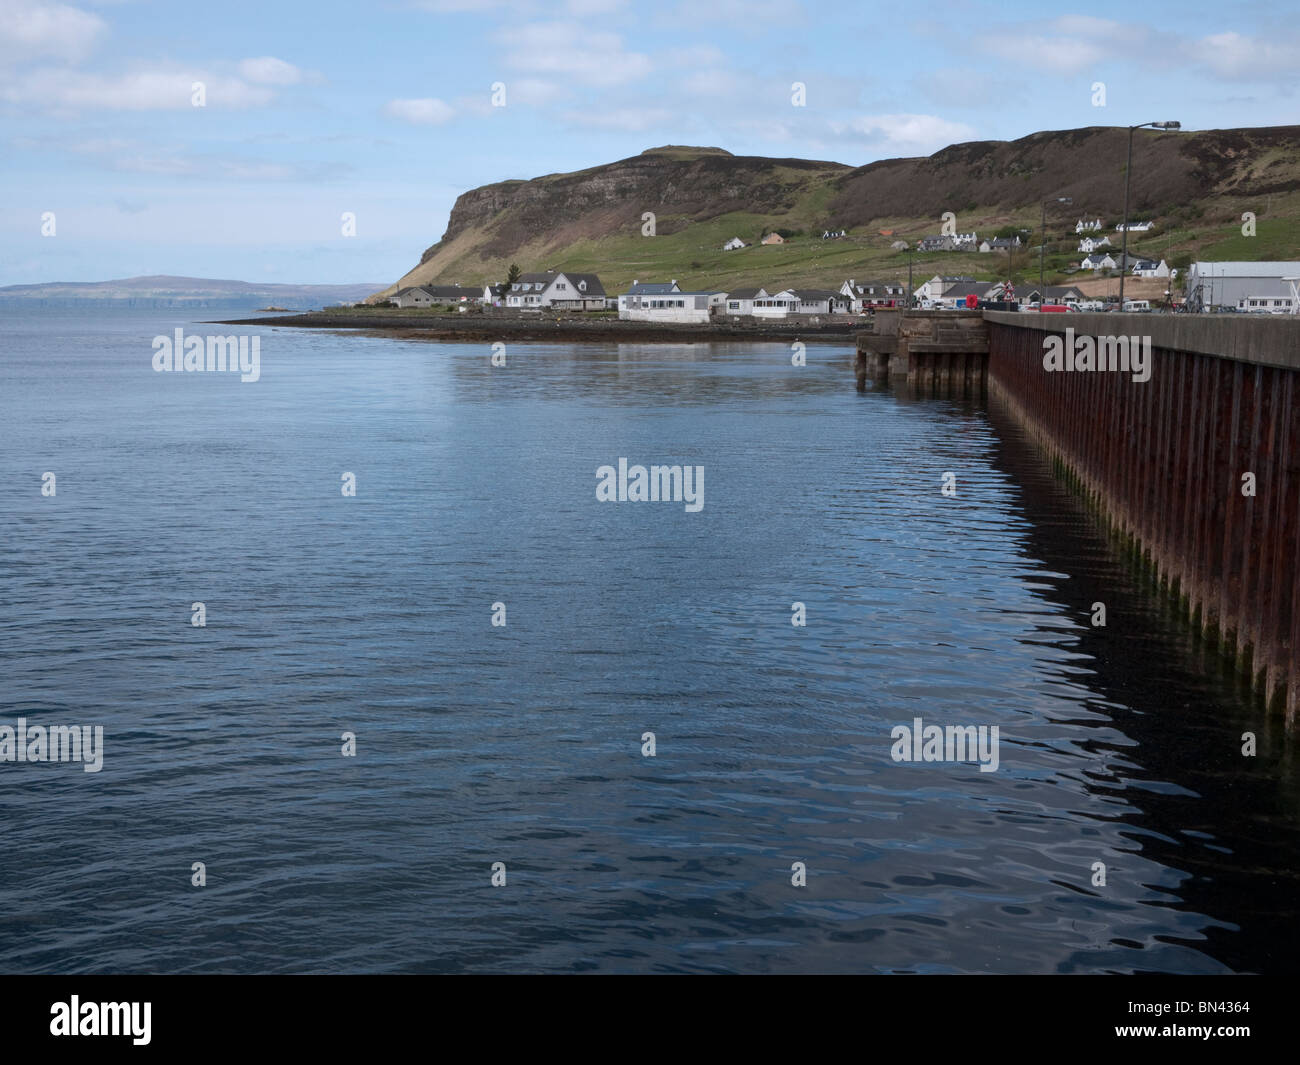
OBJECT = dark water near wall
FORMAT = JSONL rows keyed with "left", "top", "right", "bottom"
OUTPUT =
{"left": 0, "top": 307, "right": 1296, "bottom": 974}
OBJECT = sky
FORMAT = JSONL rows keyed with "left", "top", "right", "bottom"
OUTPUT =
{"left": 0, "top": 0, "right": 1296, "bottom": 286}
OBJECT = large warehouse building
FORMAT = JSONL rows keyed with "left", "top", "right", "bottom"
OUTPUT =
{"left": 1186, "top": 261, "right": 1300, "bottom": 312}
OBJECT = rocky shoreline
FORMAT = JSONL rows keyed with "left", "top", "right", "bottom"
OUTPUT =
{"left": 210, "top": 310, "right": 863, "bottom": 343}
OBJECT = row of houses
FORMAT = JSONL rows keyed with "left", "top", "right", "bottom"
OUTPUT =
{"left": 1079, "top": 253, "right": 1171, "bottom": 276}
{"left": 1076, "top": 218, "right": 1154, "bottom": 233}
{"left": 911, "top": 275, "right": 1087, "bottom": 307}
{"left": 401, "top": 260, "right": 1300, "bottom": 322}
{"left": 390, "top": 271, "right": 609, "bottom": 311}
{"left": 390, "top": 268, "right": 1100, "bottom": 321}
{"left": 620, "top": 278, "right": 912, "bottom": 321}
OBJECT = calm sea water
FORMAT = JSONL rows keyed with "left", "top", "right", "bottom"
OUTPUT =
{"left": 1, "top": 306, "right": 1296, "bottom": 974}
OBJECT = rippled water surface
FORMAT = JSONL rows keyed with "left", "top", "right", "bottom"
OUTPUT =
{"left": 1, "top": 307, "right": 1297, "bottom": 973}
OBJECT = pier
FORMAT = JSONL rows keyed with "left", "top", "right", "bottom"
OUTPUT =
{"left": 856, "top": 311, "right": 1300, "bottom": 720}
{"left": 854, "top": 310, "right": 989, "bottom": 395}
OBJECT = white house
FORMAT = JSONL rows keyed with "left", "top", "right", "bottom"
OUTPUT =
{"left": 1131, "top": 258, "right": 1170, "bottom": 278}
{"left": 618, "top": 280, "right": 680, "bottom": 318}
{"left": 840, "top": 278, "right": 904, "bottom": 311}
{"left": 1016, "top": 284, "right": 1085, "bottom": 306}
{"left": 751, "top": 289, "right": 800, "bottom": 317}
{"left": 622, "top": 289, "right": 726, "bottom": 323}
{"left": 1115, "top": 220, "right": 1154, "bottom": 232}
{"left": 795, "top": 289, "right": 848, "bottom": 313}
{"left": 749, "top": 288, "right": 845, "bottom": 317}
{"left": 723, "top": 237, "right": 747, "bottom": 251}
{"left": 1075, "top": 218, "right": 1103, "bottom": 233}
{"left": 506, "top": 271, "right": 607, "bottom": 310}
{"left": 1078, "top": 235, "right": 1111, "bottom": 253}
{"left": 724, "top": 287, "right": 767, "bottom": 315}
{"left": 1080, "top": 253, "right": 1117, "bottom": 271}
{"left": 913, "top": 275, "right": 975, "bottom": 302}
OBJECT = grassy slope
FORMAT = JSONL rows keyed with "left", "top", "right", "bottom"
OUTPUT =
{"left": 390, "top": 141, "right": 1300, "bottom": 298}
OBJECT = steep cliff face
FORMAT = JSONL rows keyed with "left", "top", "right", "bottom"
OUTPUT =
{"left": 383, "top": 146, "right": 849, "bottom": 294}
{"left": 377, "top": 127, "right": 1300, "bottom": 298}
{"left": 429, "top": 147, "right": 845, "bottom": 254}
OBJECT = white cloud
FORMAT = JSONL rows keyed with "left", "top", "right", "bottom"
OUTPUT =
{"left": 384, "top": 97, "right": 455, "bottom": 124}
{"left": 1186, "top": 31, "right": 1300, "bottom": 79}
{"left": 497, "top": 22, "right": 651, "bottom": 86}
{"left": 1, "top": 68, "right": 274, "bottom": 110}
{"left": 832, "top": 114, "right": 979, "bottom": 156}
{"left": 239, "top": 56, "right": 304, "bottom": 86}
{"left": 0, "top": 0, "right": 107, "bottom": 66}
{"left": 978, "top": 33, "right": 1106, "bottom": 73}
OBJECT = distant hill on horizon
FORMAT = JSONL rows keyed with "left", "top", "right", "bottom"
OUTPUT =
{"left": 379, "top": 125, "right": 1300, "bottom": 299}
{"left": 0, "top": 275, "right": 386, "bottom": 309}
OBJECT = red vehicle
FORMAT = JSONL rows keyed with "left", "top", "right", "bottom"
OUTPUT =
{"left": 1038, "top": 303, "right": 1071, "bottom": 312}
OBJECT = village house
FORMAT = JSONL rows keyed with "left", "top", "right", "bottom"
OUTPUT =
{"left": 840, "top": 278, "right": 904, "bottom": 311}
{"left": 918, "top": 232, "right": 978, "bottom": 252}
{"left": 912, "top": 275, "right": 976, "bottom": 302}
{"left": 724, "top": 287, "right": 767, "bottom": 315}
{"left": 1115, "top": 220, "right": 1154, "bottom": 232}
{"left": 936, "top": 281, "right": 997, "bottom": 308}
{"left": 619, "top": 282, "right": 726, "bottom": 323}
{"left": 1080, "top": 252, "right": 1118, "bottom": 271}
{"left": 1130, "top": 258, "right": 1171, "bottom": 278}
{"left": 760, "top": 232, "right": 785, "bottom": 245}
{"left": 1020, "top": 284, "right": 1086, "bottom": 306}
{"left": 1077, "top": 235, "right": 1112, "bottom": 253}
{"left": 750, "top": 289, "right": 800, "bottom": 317}
{"left": 723, "top": 237, "right": 747, "bottom": 251}
{"left": 505, "top": 271, "right": 607, "bottom": 310}
{"left": 618, "top": 280, "right": 680, "bottom": 318}
{"left": 978, "top": 236, "right": 1021, "bottom": 253}
{"left": 1075, "top": 218, "right": 1103, "bottom": 233}
{"left": 391, "top": 284, "right": 484, "bottom": 308}
{"left": 750, "top": 288, "right": 847, "bottom": 317}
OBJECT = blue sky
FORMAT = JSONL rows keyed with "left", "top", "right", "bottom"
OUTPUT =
{"left": 1, "top": 0, "right": 1296, "bottom": 285}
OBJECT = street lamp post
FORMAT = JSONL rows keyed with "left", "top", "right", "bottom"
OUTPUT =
{"left": 1119, "top": 120, "right": 1181, "bottom": 309}
{"left": 1040, "top": 196, "right": 1072, "bottom": 309}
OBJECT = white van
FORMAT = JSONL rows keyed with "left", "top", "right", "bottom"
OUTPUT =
{"left": 1122, "top": 299, "right": 1151, "bottom": 312}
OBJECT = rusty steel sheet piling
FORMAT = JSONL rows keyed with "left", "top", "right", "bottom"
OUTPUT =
{"left": 982, "top": 311, "right": 1300, "bottom": 722}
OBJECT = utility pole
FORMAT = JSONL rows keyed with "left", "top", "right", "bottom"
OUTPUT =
{"left": 1040, "top": 196, "right": 1072, "bottom": 309}
{"left": 1119, "top": 120, "right": 1180, "bottom": 309}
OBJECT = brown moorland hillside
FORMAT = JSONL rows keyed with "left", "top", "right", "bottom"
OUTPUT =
{"left": 375, "top": 126, "right": 1300, "bottom": 299}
